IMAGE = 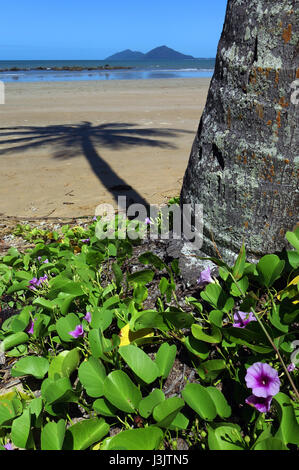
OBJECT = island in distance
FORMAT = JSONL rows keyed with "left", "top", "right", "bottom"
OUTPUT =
{"left": 105, "top": 45, "right": 195, "bottom": 60}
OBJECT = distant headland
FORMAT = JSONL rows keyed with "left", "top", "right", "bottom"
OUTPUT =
{"left": 105, "top": 45, "right": 195, "bottom": 61}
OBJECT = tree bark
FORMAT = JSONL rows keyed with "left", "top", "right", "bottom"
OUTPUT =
{"left": 181, "top": 0, "right": 298, "bottom": 265}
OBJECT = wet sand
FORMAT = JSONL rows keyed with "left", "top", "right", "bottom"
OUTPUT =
{"left": 0, "top": 78, "right": 210, "bottom": 217}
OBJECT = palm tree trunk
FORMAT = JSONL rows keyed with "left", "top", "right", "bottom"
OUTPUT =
{"left": 181, "top": 0, "right": 298, "bottom": 264}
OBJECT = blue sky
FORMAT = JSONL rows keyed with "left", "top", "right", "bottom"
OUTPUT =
{"left": 1, "top": 0, "right": 228, "bottom": 60}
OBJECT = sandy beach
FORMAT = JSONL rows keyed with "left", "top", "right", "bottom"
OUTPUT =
{"left": 0, "top": 78, "right": 210, "bottom": 218}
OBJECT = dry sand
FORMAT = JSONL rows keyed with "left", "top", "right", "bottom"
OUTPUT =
{"left": 0, "top": 78, "right": 210, "bottom": 218}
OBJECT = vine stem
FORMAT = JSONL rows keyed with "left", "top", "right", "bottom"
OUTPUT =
{"left": 229, "top": 272, "right": 299, "bottom": 402}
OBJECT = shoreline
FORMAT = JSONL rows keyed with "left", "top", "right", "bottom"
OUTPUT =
{"left": 0, "top": 78, "right": 210, "bottom": 218}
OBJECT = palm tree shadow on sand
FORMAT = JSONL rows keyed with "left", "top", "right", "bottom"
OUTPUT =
{"left": 0, "top": 121, "right": 193, "bottom": 211}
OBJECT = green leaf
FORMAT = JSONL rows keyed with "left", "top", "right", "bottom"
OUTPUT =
{"left": 2, "top": 332, "right": 29, "bottom": 351}
{"left": 41, "top": 377, "right": 76, "bottom": 405}
{"left": 184, "top": 335, "right": 209, "bottom": 359}
{"left": 41, "top": 420, "right": 66, "bottom": 450}
{"left": 273, "top": 392, "right": 299, "bottom": 445}
{"left": 222, "top": 324, "right": 272, "bottom": 353}
{"left": 229, "top": 276, "right": 249, "bottom": 297}
{"left": 101, "top": 427, "right": 163, "bottom": 451}
{"left": 112, "top": 262, "right": 123, "bottom": 287}
{"left": 154, "top": 343, "right": 177, "bottom": 379}
{"left": 93, "top": 398, "right": 118, "bottom": 417}
{"left": 103, "top": 370, "right": 142, "bottom": 413}
{"left": 182, "top": 383, "right": 217, "bottom": 420}
{"left": 232, "top": 243, "right": 246, "bottom": 280}
{"left": 63, "top": 418, "right": 109, "bottom": 450}
{"left": 10, "top": 307, "right": 31, "bottom": 333}
{"left": 163, "top": 307, "right": 195, "bottom": 329}
{"left": 90, "top": 308, "right": 113, "bottom": 331}
{"left": 286, "top": 227, "right": 299, "bottom": 252}
{"left": 256, "top": 254, "right": 285, "bottom": 287}
{"left": 11, "top": 409, "right": 32, "bottom": 449}
{"left": 48, "top": 348, "right": 81, "bottom": 379}
{"left": 11, "top": 356, "right": 49, "bottom": 379}
{"left": 253, "top": 437, "right": 288, "bottom": 450}
{"left": 153, "top": 397, "right": 185, "bottom": 428}
{"left": 205, "top": 387, "right": 231, "bottom": 418}
{"left": 88, "top": 329, "right": 112, "bottom": 361}
{"left": 56, "top": 313, "right": 81, "bottom": 343}
{"left": 127, "top": 269, "right": 155, "bottom": 285}
{"left": 139, "top": 389, "right": 165, "bottom": 419}
{"left": 138, "top": 252, "right": 165, "bottom": 270}
{"left": 200, "top": 283, "right": 234, "bottom": 313}
{"left": 32, "top": 297, "right": 57, "bottom": 312}
{"left": 118, "top": 345, "right": 160, "bottom": 384}
{"left": 191, "top": 323, "right": 222, "bottom": 343}
{"left": 207, "top": 423, "right": 245, "bottom": 450}
{"left": 0, "top": 398, "right": 23, "bottom": 426}
{"left": 129, "top": 310, "right": 168, "bottom": 332}
{"left": 78, "top": 357, "right": 106, "bottom": 397}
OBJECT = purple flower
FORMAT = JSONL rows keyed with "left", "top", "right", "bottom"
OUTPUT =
{"left": 43, "top": 259, "right": 49, "bottom": 264}
{"left": 81, "top": 238, "right": 90, "bottom": 244}
{"left": 197, "top": 267, "right": 214, "bottom": 287}
{"left": 145, "top": 217, "right": 153, "bottom": 225}
{"left": 287, "top": 363, "right": 296, "bottom": 372}
{"left": 3, "top": 442, "right": 13, "bottom": 450}
{"left": 245, "top": 395, "right": 273, "bottom": 413}
{"left": 29, "top": 274, "right": 48, "bottom": 290}
{"left": 233, "top": 311, "right": 257, "bottom": 328}
{"left": 29, "top": 277, "right": 39, "bottom": 290}
{"left": 245, "top": 362, "right": 280, "bottom": 398}
{"left": 92, "top": 216, "right": 97, "bottom": 221}
{"left": 84, "top": 312, "right": 92, "bottom": 323}
{"left": 69, "top": 324, "right": 84, "bottom": 339}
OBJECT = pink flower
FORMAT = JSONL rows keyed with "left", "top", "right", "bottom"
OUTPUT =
{"left": 245, "top": 362, "right": 280, "bottom": 398}
{"left": 197, "top": 267, "right": 214, "bottom": 287}
{"left": 69, "top": 324, "right": 84, "bottom": 339}
{"left": 84, "top": 312, "right": 92, "bottom": 323}
{"left": 3, "top": 441, "right": 13, "bottom": 450}
{"left": 233, "top": 311, "right": 257, "bottom": 328}
{"left": 287, "top": 363, "right": 296, "bottom": 372}
{"left": 245, "top": 395, "right": 273, "bottom": 413}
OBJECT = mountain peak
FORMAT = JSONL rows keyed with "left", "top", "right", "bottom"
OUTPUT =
{"left": 105, "top": 46, "right": 194, "bottom": 61}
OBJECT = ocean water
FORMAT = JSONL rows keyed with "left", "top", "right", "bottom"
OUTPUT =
{"left": 0, "top": 59, "right": 215, "bottom": 83}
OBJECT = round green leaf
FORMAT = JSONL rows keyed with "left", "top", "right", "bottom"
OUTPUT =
{"left": 78, "top": 356, "right": 107, "bottom": 397}
{"left": 207, "top": 424, "right": 245, "bottom": 450}
{"left": 152, "top": 397, "right": 185, "bottom": 428}
{"left": 256, "top": 254, "right": 285, "bottom": 287}
{"left": 41, "top": 420, "right": 66, "bottom": 450}
{"left": 48, "top": 348, "right": 80, "bottom": 379}
{"left": 139, "top": 389, "right": 165, "bottom": 419}
{"left": 11, "top": 409, "right": 32, "bottom": 449}
{"left": 182, "top": 383, "right": 217, "bottom": 420}
{"left": 118, "top": 345, "right": 160, "bottom": 384}
{"left": 191, "top": 324, "right": 222, "bottom": 343}
{"left": 206, "top": 386, "right": 231, "bottom": 418}
{"left": 102, "top": 427, "right": 163, "bottom": 451}
{"left": 253, "top": 437, "right": 288, "bottom": 450}
{"left": 11, "top": 356, "right": 49, "bottom": 379}
{"left": 63, "top": 418, "right": 109, "bottom": 450}
{"left": 103, "top": 370, "right": 142, "bottom": 413}
{"left": 154, "top": 343, "right": 176, "bottom": 379}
